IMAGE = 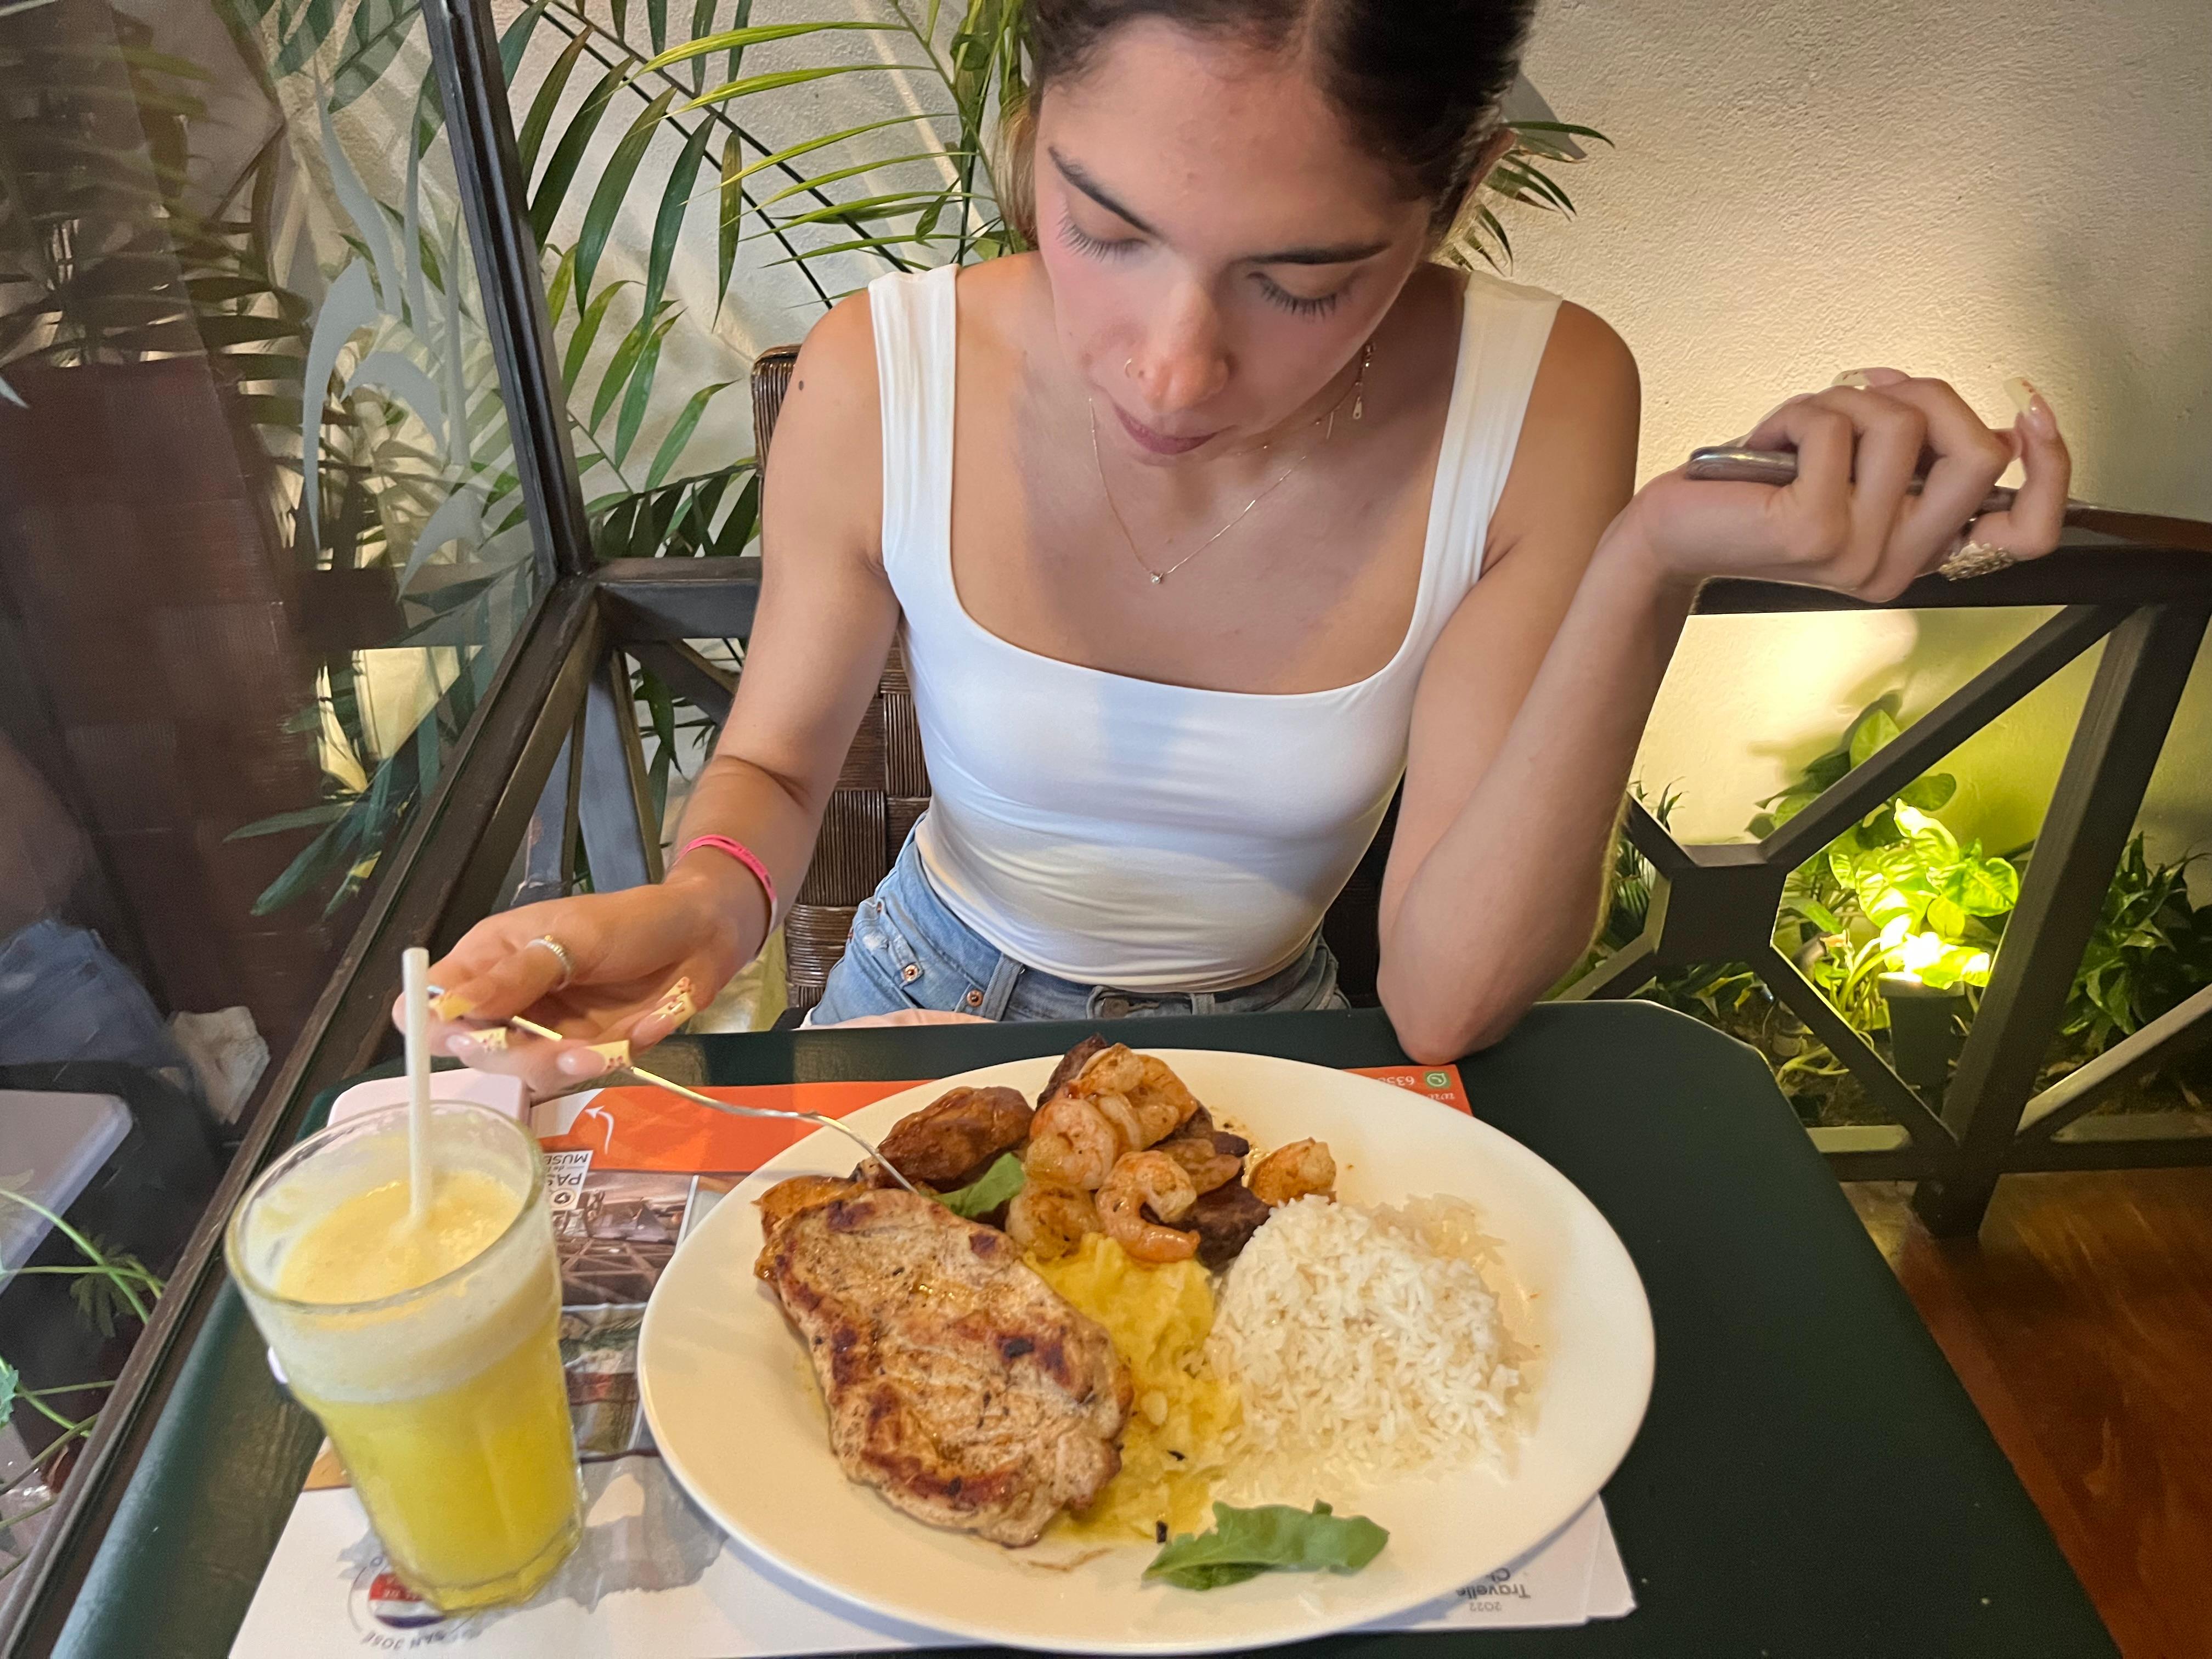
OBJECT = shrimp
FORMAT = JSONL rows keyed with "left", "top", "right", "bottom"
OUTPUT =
{"left": 1249, "top": 1138, "right": 1336, "bottom": 1206}
{"left": 1054, "top": 1046, "right": 1203, "bottom": 1149}
{"left": 1096, "top": 1150, "right": 1199, "bottom": 1263}
{"left": 1004, "top": 1180, "right": 1102, "bottom": 1260}
{"left": 1126, "top": 1057, "right": 1202, "bottom": 1145}
{"left": 1024, "top": 1094, "right": 1122, "bottom": 1190}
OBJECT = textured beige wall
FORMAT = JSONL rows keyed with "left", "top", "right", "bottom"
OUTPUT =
{"left": 1503, "top": 0, "right": 2212, "bottom": 866}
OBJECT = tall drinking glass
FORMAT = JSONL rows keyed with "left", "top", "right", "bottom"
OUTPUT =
{"left": 228, "top": 1101, "right": 583, "bottom": 1610}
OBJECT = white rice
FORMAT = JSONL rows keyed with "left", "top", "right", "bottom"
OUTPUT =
{"left": 1207, "top": 1194, "right": 1523, "bottom": 1495}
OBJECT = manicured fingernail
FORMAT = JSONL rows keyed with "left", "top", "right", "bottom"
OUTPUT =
{"left": 432, "top": 991, "right": 475, "bottom": 1020}
{"left": 568, "top": 1040, "right": 631, "bottom": 1076}
{"left": 557, "top": 1046, "right": 612, "bottom": 1079}
{"left": 456, "top": 1026, "right": 510, "bottom": 1053}
{"left": 640, "top": 978, "right": 697, "bottom": 1039}
{"left": 1831, "top": 370, "right": 1872, "bottom": 389}
{"left": 2008, "top": 378, "right": 2057, "bottom": 438}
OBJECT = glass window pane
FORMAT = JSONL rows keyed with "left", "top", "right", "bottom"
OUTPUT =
{"left": 0, "top": 0, "right": 540, "bottom": 1544}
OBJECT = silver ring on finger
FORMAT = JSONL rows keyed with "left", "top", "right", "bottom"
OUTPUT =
{"left": 525, "top": 934, "right": 575, "bottom": 989}
{"left": 1936, "top": 535, "right": 2018, "bottom": 582}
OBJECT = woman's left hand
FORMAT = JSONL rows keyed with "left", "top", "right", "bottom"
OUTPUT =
{"left": 1614, "top": 369, "right": 2070, "bottom": 600}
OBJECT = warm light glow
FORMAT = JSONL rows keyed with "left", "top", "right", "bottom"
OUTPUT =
{"left": 1962, "top": 951, "right": 1993, "bottom": 978}
{"left": 1897, "top": 931, "right": 1948, "bottom": 976}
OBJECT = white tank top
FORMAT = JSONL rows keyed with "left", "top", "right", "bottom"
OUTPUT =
{"left": 871, "top": 262, "right": 1560, "bottom": 991}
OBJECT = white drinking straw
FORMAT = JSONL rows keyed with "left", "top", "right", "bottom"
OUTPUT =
{"left": 401, "top": 947, "right": 434, "bottom": 1226}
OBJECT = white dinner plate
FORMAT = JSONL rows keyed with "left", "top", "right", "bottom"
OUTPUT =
{"left": 638, "top": 1049, "right": 1654, "bottom": 1654}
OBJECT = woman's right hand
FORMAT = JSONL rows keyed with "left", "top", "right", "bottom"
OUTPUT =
{"left": 401, "top": 859, "right": 764, "bottom": 1098}
{"left": 1615, "top": 369, "right": 2069, "bottom": 602}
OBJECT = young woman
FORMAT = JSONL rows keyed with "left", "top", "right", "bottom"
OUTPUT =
{"left": 419, "top": 0, "right": 2069, "bottom": 1090}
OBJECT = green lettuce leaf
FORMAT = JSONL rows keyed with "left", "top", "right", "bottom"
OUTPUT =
{"left": 1144, "top": 1501, "right": 1389, "bottom": 1590}
{"left": 935, "top": 1153, "right": 1025, "bottom": 1219}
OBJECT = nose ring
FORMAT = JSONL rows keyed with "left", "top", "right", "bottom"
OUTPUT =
{"left": 1124, "top": 357, "right": 1133, "bottom": 375}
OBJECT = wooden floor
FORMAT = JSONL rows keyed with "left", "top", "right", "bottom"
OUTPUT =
{"left": 1848, "top": 1171, "right": 2212, "bottom": 1659}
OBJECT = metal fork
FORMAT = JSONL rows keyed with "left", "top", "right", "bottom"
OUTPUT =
{"left": 426, "top": 987, "right": 922, "bottom": 1197}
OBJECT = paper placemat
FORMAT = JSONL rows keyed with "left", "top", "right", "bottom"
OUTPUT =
{"left": 233, "top": 1461, "right": 1628, "bottom": 1656}
{"left": 232, "top": 1065, "right": 1633, "bottom": 1654}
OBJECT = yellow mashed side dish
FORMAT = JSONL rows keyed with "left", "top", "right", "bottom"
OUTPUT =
{"left": 1028, "top": 1233, "right": 1241, "bottom": 1541}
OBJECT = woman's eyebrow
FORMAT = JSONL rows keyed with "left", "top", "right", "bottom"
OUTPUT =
{"left": 1247, "top": 237, "right": 1392, "bottom": 266}
{"left": 1051, "top": 149, "right": 1158, "bottom": 234}
{"left": 1048, "top": 148, "right": 1388, "bottom": 267}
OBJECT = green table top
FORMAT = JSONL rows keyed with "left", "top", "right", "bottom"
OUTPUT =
{"left": 53, "top": 1004, "right": 2114, "bottom": 1657}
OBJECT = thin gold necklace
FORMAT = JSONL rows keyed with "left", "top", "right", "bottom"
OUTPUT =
{"left": 1089, "top": 341, "right": 1372, "bottom": 586}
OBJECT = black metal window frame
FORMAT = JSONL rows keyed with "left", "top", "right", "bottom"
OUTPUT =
{"left": 7, "top": 0, "right": 2209, "bottom": 1644}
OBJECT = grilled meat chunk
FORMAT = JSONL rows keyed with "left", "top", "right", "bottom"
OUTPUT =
{"left": 876, "top": 1085, "right": 1034, "bottom": 1188}
{"left": 1187, "top": 1178, "right": 1271, "bottom": 1269}
{"left": 759, "top": 1187, "right": 1130, "bottom": 1545}
{"left": 1036, "top": 1035, "right": 1111, "bottom": 1107}
{"left": 1180, "top": 1104, "right": 1250, "bottom": 1159}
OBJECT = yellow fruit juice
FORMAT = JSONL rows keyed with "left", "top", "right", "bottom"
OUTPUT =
{"left": 229, "top": 1104, "right": 583, "bottom": 1611}
{"left": 276, "top": 1173, "right": 580, "bottom": 1606}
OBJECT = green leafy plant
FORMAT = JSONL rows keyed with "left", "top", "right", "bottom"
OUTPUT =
{"left": 0, "top": 1188, "right": 165, "bottom": 1583}
{"left": 1592, "top": 784, "right": 1679, "bottom": 957}
{"left": 1565, "top": 695, "right": 2212, "bottom": 1125}
{"left": 2052, "top": 834, "right": 2212, "bottom": 1074}
{"left": 227, "top": 64, "right": 755, "bottom": 915}
{"left": 1758, "top": 700, "right": 2016, "bottom": 1033}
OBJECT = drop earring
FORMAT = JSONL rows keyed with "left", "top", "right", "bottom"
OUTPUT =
{"left": 1351, "top": 340, "right": 1373, "bottom": 422}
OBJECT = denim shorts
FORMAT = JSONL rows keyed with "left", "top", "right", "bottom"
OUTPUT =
{"left": 808, "top": 831, "right": 1347, "bottom": 1025}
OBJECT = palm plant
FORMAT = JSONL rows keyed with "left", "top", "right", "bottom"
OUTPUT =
{"left": 507, "top": 0, "right": 1604, "bottom": 310}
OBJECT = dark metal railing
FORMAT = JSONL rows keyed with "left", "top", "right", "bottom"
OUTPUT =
{"left": 1560, "top": 568, "right": 2212, "bottom": 1231}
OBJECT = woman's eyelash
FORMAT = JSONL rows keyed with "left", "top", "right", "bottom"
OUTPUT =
{"left": 1257, "top": 276, "right": 1344, "bottom": 319}
{"left": 1058, "top": 210, "right": 1343, "bottom": 319}
{"left": 1059, "top": 212, "right": 1137, "bottom": 259}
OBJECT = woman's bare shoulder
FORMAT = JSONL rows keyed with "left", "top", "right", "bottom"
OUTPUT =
{"left": 765, "top": 292, "right": 886, "bottom": 561}
{"left": 952, "top": 252, "right": 1049, "bottom": 355}
{"left": 1481, "top": 299, "right": 1640, "bottom": 571}
{"left": 1544, "top": 300, "right": 1638, "bottom": 397}
{"left": 1513, "top": 300, "right": 1640, "bottom": 478}
{"left": 782, "top": 256, "right": 1046, "bottom": 426}
{"left": 787, "top": 288, "right": 881, "bottom": 418}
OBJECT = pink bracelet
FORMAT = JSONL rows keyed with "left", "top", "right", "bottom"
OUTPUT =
{"left": 676, "top": 834, "right": 778, "bottom": 922}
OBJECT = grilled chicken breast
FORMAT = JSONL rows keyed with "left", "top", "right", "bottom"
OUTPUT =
{"left": 759, "top": 1187, "right": 1130, "bottom": 1545}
